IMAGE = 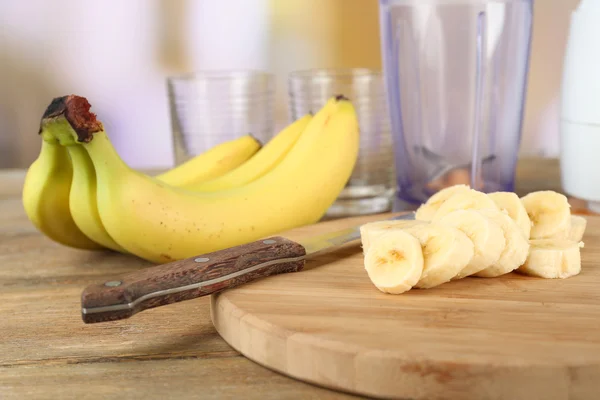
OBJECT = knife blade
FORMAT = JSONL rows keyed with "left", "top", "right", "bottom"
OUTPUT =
{"left": 80, "top": 212, "right": 416, "bottom": 323}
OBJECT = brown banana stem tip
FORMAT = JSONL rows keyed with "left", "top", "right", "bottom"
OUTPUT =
{"left": 40, "top": 95, "right": 103, "bottom": 143}
{"left": 335, "top": 94, "right": 349, "bottom": 101}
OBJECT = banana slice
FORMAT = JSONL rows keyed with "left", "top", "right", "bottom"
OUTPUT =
{"left": 474, "top": 209, "right": 530, "bottom": 278}
{"left": 518, "top": 239, "right": 584, "bottom": 279}
{"left": 487, "top": 191, "right": 532, "bottom": 239}
{"left": 568, "top": 215, "right": 587, "bottom": 242}
{"left": 415, "top": 184, "right": 471, "bottom": 221}
{"left": 436, "top": 209, "right": 505, "bottom": 278}
{"left": 431, "top": 189, "right": 498, "bottom": 221}
{"left": 364, "top": 230, "right": 424, "bottom": 294}
{"left": 403, "top": 223, "right": 474, "bottom": 289}
{"left": 360, "top": 219, "right": 426, "bottom": 254}
{"left": 520, "top": 191, "right": 571, "bottom": 239}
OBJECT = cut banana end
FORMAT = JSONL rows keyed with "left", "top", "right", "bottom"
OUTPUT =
{"left": 474, "top": 209, "right": 530, "bottom": 278}
{"left": 518, "top": 239, "right": 584, "bottom": 279}
{"left": 415, "top": 184, "right": 471, "bottom": 221}
{"left": 364, "top": 230, "right": 424, "bottom": 294}
{"left": 403, "top": 223, "right": 474, "bottom": 289}
{"left": 569, "top": 215, "right": 587, "bottom": 242}
{"left": 487, "top": 191, "right": 532, "bottom": 239}
{"left": 436, "top": 209, "right": 505, "bottom": 279}
{"left": 360, "top": 219, "right": 426, "bottom": 254}
{"left": 431, "top": 189, "right": 499, "bottom": 221}
{"left": 521, "top": 191, "right": 571, "bottom": 239}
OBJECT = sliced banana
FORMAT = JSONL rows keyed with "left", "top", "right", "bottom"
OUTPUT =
{"left": 518, "top": 239, "right": 584, "bottom": 279}
{"left": 568, "top": 215, "right": 587, "bottom": 242}
{"left": 364, "top": 230, "right": 424, "bottom": 294}
{"left": 360, "top": 219, "right": 426, "bottom": 254}
{"left": 474, "top": 209, "right": 530, "bottom": 278}
{"left": 431, "top": 189, "right": 498, "bottom": 221}
{"left": 487, "top": 191, "right": 532, "bottom": 239}
{"left": 415, "top": 184, "right": 471, "bottom": 221}
{"left": 436, "top": 209, "right": 505, "bottom": 279}
{"left": 403, "top": 223, "right": 474, "bottom": 289}
{"left": 521, "top": 191, "right": 571, "bottom": 239}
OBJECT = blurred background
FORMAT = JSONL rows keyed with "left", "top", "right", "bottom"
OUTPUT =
{"left": 0, "top": 0, "right": 579, "bottom": 169}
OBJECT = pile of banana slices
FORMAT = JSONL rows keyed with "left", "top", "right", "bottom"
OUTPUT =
{"left": 360, "top": 185, "right": 587, "bottom": 294}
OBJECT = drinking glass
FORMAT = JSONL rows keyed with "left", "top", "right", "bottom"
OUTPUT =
{"left": 379, "top": 0, "right": 534, "bottom": 209}
{"left": 288, "top": 68, "right": 396, "bottom": 218}
{"left": 168, "top": 71, "right": 275, "bottom": 164}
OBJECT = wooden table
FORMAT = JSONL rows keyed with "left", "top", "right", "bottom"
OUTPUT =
{"left": 0, "top": 159, "right": 589, "bottom": 399}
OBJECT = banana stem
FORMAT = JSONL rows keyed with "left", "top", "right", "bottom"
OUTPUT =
{"left": 41, "top": 95, "right": 104, "bottom": 143}
{"left": 39, "top": 95, "right": 132, "bottom": 182}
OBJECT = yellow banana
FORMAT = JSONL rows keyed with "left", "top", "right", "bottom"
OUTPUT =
{"left": 62, "top": 134, "right": 262, "bottom": 253}
{"left": 183, "top": 114, "right": 312, "bottom": 192}
{"left": 22, "top": 136, "right": 103, "bottom": 250}
{"left": 155, "top": 135, "right": 261, "bottom": 187}
{"left": 50, "top": 94, "right": 358, "bottom": 263}
{"left": 65, "top": 132, "right": 259, "bottom": 252}
{"left": 65, "top": 143, "right": 128, "bottom": 253}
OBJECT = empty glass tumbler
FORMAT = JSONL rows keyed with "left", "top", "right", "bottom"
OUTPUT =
{"left": 168, "top": 71, "right": 275, "bottom": 165}
{"left": 288, "top": 68, "right": 396, "bottom": 218}
{"left": 379, "top": 0, "right": 534, "bottom": 209}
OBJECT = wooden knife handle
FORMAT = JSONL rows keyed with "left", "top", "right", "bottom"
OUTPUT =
{"left": 81, "top": 237, "right": 306, "bottom": 323}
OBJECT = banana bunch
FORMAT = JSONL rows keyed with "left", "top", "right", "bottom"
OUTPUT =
{"left": 362, "top": 186, "right": 587, "bottom": 294}
{"left": 23, "top": 94, "right": 358, "bottom": 262}
{"left": 23, "top": 107, "right": 265, "bottom": 252}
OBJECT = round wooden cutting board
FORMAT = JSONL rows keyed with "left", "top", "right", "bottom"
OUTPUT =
{"left": 210, "top": 214, "right": 600, "bottom": 400}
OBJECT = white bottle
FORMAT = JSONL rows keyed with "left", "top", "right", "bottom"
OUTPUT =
{"left": 560, "top": 0, "right": 600, "bottom": 211}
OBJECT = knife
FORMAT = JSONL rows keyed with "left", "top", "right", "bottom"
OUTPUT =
{"left": 80, "top": 212, "right": 416, "bottom": 323}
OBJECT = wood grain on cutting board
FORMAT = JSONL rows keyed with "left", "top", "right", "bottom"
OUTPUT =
{"left": 211, "top": 214, "right": 600, "bottom": 400}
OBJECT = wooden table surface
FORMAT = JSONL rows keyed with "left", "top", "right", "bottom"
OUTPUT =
{"left": 0, "top": 158, "right": 591, "bottom": 399}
